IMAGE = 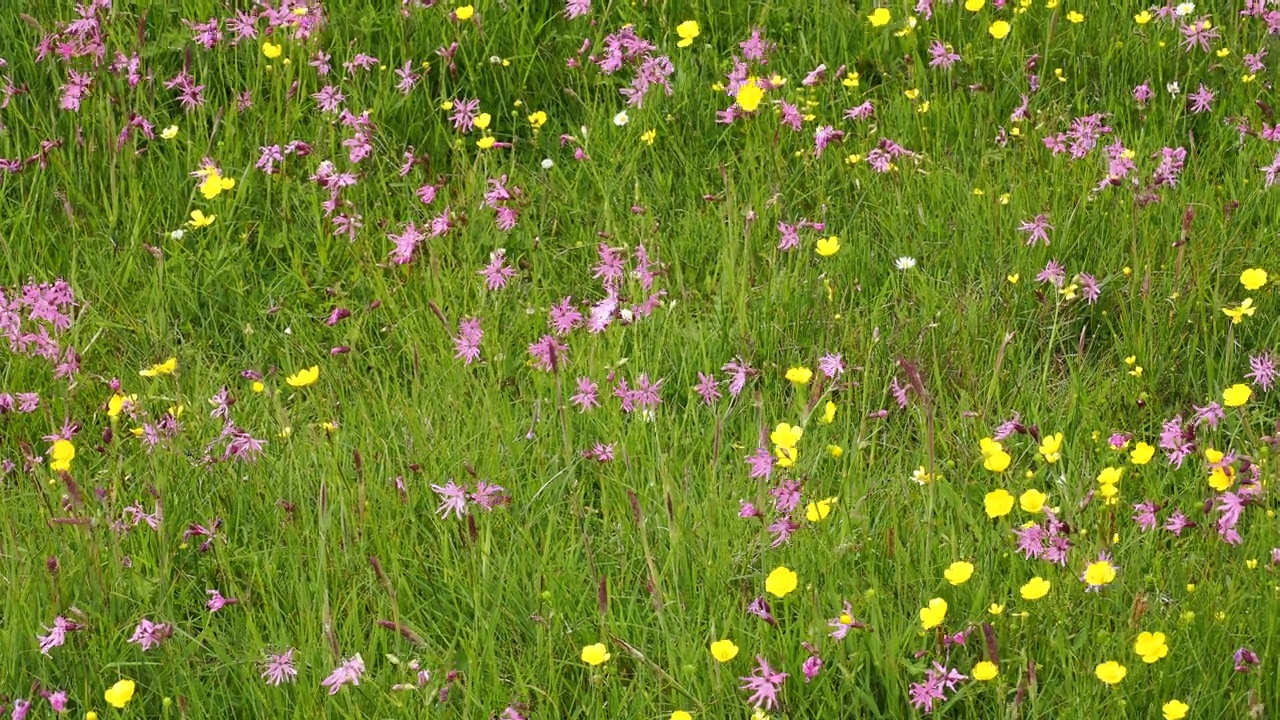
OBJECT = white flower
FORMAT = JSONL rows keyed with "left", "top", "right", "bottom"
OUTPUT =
{"left": 895, "top": 256, "right": 917, "bottom": 270}
{"left": 169, "top": 229, "right": 186, "bottom": 240}
{"left": 1174, "top": 2, "right": 1194, "bottom": 17}
{"left": 613, "top": 111, "right": 629, "bottom": 126}
{"left": 1166, "top": 81, "right": 1180, "bottom": 97}
{"left": 541, "top": 158, "right": 554, "bottom": 169}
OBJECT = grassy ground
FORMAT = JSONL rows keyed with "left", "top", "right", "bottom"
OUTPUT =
{"left": 3, "top": 0, "right": 1280, "bottom": 717}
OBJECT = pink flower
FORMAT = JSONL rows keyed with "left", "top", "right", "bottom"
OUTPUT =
{"left": 262, "top": 648, "right": 298, "bottom": 686}
{"left": 128, "top": 618, "right": 173, "bottom": 651}
{"left": 528, "top": 335, "right": 569, "bottom": 372}
{"left": 321, "top": 654, "right": 365, "bottom": 694}
{"left": 207, "top": 589, "right": 239, "bottom": 612}
{"left": 739, "top": 655, "right": 788, "bottom": 710}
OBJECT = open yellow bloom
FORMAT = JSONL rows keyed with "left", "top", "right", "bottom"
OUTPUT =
{"left": 1130, "top": 441, "right": 1155, "bottom": 465}
{"left": 1097, "top": 467, "right": 1123, "bottom": 486}
{"left": 765, "top": 566, "right": 798, "bottom": 597}
{"left": 972, "top": 661, "right": 998, "bottom": 681}
{"left": 1094, "top": 660, "right": 1127, "bottom": 685}
{"left": 1084, "top": 560, "right": 1117, "bottom": 587}
{"left": 710, "top": 639, "right": 739, "bottom": 662}
{"left": 736, "top": 78, "right": 764, "bottom": 112}
{"left": 770, "top": 423, "right": 803, "bottom": 450}
{"left": 476, "top": 136, "right": 496, "bottom": 149}
{"left": 1222, "top": 298, "right": 1256, "bottom": 324}
{"left": 188, "top": 210, "right": 215, "bottom": 229}
{"left": 1019, "top": 489, "right": 1047, "bottom": 514}
{"left": 820, "top": 401, "right": 837, "bottom": 424}
{"left": 919, "top": 597, "right": 948, "bottom": 629}
{"left": 1020, "top": 576, "right": 1051, "bottom": 600}
{"left": 286, "top": 366, "right": 320, "bottom": 388}
{"left": 989, "top": 20, "right": 1011, "bottom": 39}
{"left": 1134, "top": 10, "right": 1152, "bottom": 23}
{"left": 676, "top": 20, "right": 700, "bottom": 47}
{"left": 815, "top": 236, "right": 841, "bottom": 257}
{"left": 944, "top": 561, "right": 974, "bottom": 585}
{"left": 1162, "top": 699, "right": 1189, "bottom": 720}
{"left": 1038, "top": 432, "right": 1063, "bottom": 463}
{"left": 1223, "top": 383, "right": 1252, "bottom": 407}
{"left": 140, "top": 357, "right": 178, "bottom": 377}
{"left": 785, "top": 367, "right": 813, "bottom": 385}
{"left": 1240, "top": 268, "right": 1268, "bottom": 290}
{"left": 671, "top": 712, "right": 693, "bottom": 720}
{"left": 964, "top": 0, "right": 985, "bottom": 10}
{"left": 867, "top": 7, "right": 892, "bottom": 26}
{"left": 262, "top": 41, "right": 282, "bottom": 59}
{"left": 527, "top": 111, "right": 547, "bottom": 129}
{"left": 805, "top": 497, "right": 837, "bottom": 522}
{"left": 1066, "top": 10, "right": 1084, "bottom": 22}
{"left": 104, "top": 679, "right": 136, "bottom": 709}
{"left": 50, "top": 439, "right": 76, "bottom": 472}
{"left": 984, "top": 489, "right": 1014, "bottom": 518}
{"left": 1134, "top": 631, "right": 1168, "bottom": 663}
{"left": 454, "top": 4, "right": 475, "bottom": 20}
{"left": 580, "top": 643, "right": 610, "bottom": 666}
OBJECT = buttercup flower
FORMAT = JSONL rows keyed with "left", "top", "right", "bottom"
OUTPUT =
{"left": 944, "top": 561, "right": 974, "bottom": 585}
{"left": 287, "top": 366, "right": 320, "bottom": 388}
{"left": 1162, "top": 699, "right": 1189, "bottom": 720}
{"left": 1223, "top": 384, "right": 1251, "bottom": 407}
{"left": 765, "top": 566, "right": 798, "bottom": 597}
{"left": 919, "top": 597, "right": 948, "bottom": 630}
{"left": 1134, "top": 631, "right": 1168, "bottom": 663}
{"left": 1240, "top": 268, "right": 1268, "bottom": 290}
{"left": 581, "top": 643, "right": 610, "bottom": 666}
{"left": 711, "top": 639, "right": 739, "bottom": 662}
{"left": 676, "top": 20, "right": 700, "bottom": 47}
{"left": 104, "top": 679, "right": 135, "bottom": 709}
{"left": 985, "top": 489, "right": 1014, "bottom": 518}
{"left": 1094, "top": 660, "right": 1127, "bottom": 685}
{"left": 868, "top": 8, "right": 891, "bottom": 27}
{"left": 972, "top": 661, "right": 998, "bottom": 680}
{"left": 989, "top": 20, "right": 1011, "bottom": 39}
{"left": 1020, "top": 576, "right": 1051, "bottom": 600}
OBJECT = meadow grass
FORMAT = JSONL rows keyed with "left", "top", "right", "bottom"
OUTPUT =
{"left": 2, "top": 0, "right": 1280, "bottom": 717}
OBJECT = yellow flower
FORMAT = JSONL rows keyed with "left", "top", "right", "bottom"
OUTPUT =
{"left": 964, "top": 0, "right": 985, "bottom": 10}
{"left": 1007, "top": 273, "right": 1020, "bottom": 284}
{"left": 944, "top": 561, "right": 974, "bottom": 585}
{"left": 1019, "top": 489, "right": 1047, "bottom": 514}
{"left": 805, "top": 497, "right": 837, "bottom": 522}
{"left": 87, "top": 713, "right": 99, "bottom": 720}
{"left": 676, "top": 20, "right": 700, "bottom": 47}
{"left": 972, "top": 661, "right": 998, "bottom": 681}
{"left": 1066, "top": 10, "right": 1084, "bottom": 22}
{"left": 770, "top": 423, "right": 803, "bottom": 449}
{"left": 841, "top": 72, "right": 860, "bottom": 88}
{"left": 1241, "top": 268, "right": 1268, "bottom": 290}
{"left": 904, "top": 88, "right": 921, "bottom": 100}
{"left": 104, "top": 679, "right": 136, "bottom": 709}
{"left": 867, "top": 7, "right": 892, "bottom": 27}
{"left": 1084, "top": 560, "right": 1117, "bottom": 587}
{"left": 919, "top": 597, "right": 948, "bottom": 630}
{"left": 785, "top": 367, "right": 813, "bottom": 385}
{"left": 262, "top": 41, "right": 282, "bottom": 59}
{"left": 1208, "top": 466, "right": 1234, "bottom": 492}
{"left": 474, "top": 112, "right": 492, "bottom": 130}
{"left": 815, "top": 235, "right": 841, "bottom": 257}
{"left": 671, "top": 712, "right": 693, "bottom": 720}
{"left": 476, "top": 136, "right": 496, "bottom": 149}
{"left": 454, "top": 4, "right": 475, "bottom": 20}
{"left": 1097, "top": 467, "right": 1123, "bottom": 486}
{"left": 188, "top": 210, "right": 215, "bottom": 229}
{"left": 1130, "top": 442, "right": 1155, "bottom": 465}
{"left": 983, "top": 447, "right": 1011, "bottom": 473}
{"left": 160, "top": 125, "right": 179, "bottom": 139}
{"left": 252, "top": 381, "right": 265, "bottom": 393}
{"left": 1222, "top": 298, "right": 1256, "bottom": 324}
{"left": 1162, "top": 700, "right": 1189, "bottom": 720}
{"left": 911, "top": 466, "right": 938, "bottom": 484}
{"left": 827, "top": 444, "right": 843, "bottom": 458}
{"left": 988, "top": 603, "right": 1004, "bottom": 615}
{"left": 527, "top": 110, "right": 547, "bottom": 129}
{"left": 765, "top": 566, "right": 798, "bottom": 598}
{"left": 1038, "top": 432, "right": 1063, "bottom": 463}
{"left": 1133, "top": 631, "right": 1169, "bottom": 663}
{"left": 107, "top": 393, "right": 136, "bottom": 418}
{"left": 820, "top": 401, "right": 837, "bottom": 424}
{"left": 286, "top": 366, "right": 320, "bottom": 388}
{"left": 1094, "top": 660, "right": 1127, "bottom": 685}
{"left": 50, "top": 439, "right": 76, "bottom": 472}
{"left": 580, "top": 643, "right": 610, "bottom": 666}
{"left": 989, "top": 20, "right": 1011, "bottom": 39}
{"left": 1134, "top": 9, "right": 1152, "bottom": 23}
{"left": 140, "top": 357, "right": 178, "bottom": 377}
{"left": 199, "top": 171, "right": 236, "bottom": 200}
{"left": 984, "top": 489, "right": 1014, "bottom": 518}
{"left": 1020, "top": 576, "right": 1050, "bottom": 600}
{"left": 710, "top": 639, "right": 739, "bottom": 662}
{"left": 736, "top": 78, "right": 764, "bottom": 112}
{"left": 1222, "top": 383, "right": 1252, "bottom": 407}
{"left": 641, "top": 129, "right": 656, "bottom": 145}
{"left": 1216, "top": 47, "right": 1230, "bottom": 57}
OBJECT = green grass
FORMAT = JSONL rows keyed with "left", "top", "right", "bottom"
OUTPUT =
{"left": 2, "top": 0, "right": 1280, "bottom": 717}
